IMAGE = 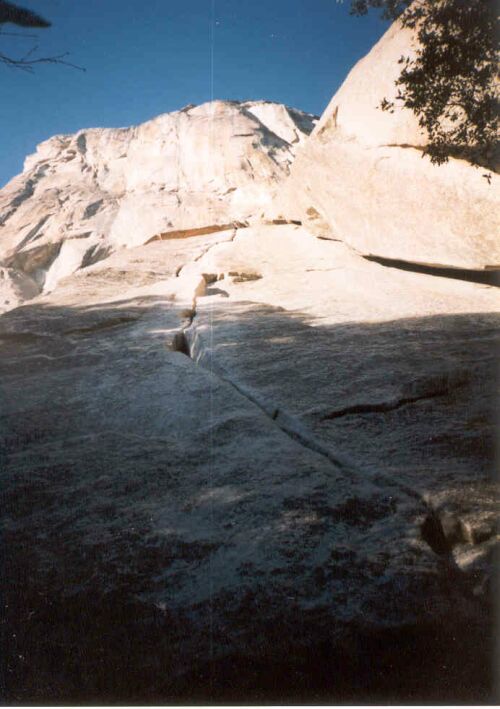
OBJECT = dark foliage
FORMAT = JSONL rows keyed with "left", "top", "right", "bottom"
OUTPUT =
{"left": 0, "top": 0, "right": 50, "bottom": 28}
{"left": 350, "top": 0, "right": 411, "bottom": 20}
{"left": 350, "top": 0, "right": 499, "bottom": 169}
{"left": 0, "top": 0, "right": 82, "bottom": 72}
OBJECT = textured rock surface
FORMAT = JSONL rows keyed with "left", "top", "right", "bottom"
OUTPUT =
{"left": 277, "top": 21, "right": 500, "bottom": 269}
{"left": 0, "top": 100, "right": 317, "bottom": 306}
{"left": 0, "top": 266, "right": 39, "bottom": 313}
{"left": 188, "top": 224, "right": 498, "bottom": 536}
{"left": 1, "top": 223, "right": 498, "bottom": 703}
{"left": 0, "top": 63, "right": 498, "bottom": 700}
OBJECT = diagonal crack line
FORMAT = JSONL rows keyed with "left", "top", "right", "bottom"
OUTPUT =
{"left": 193, "top": 227, "right": 238, "bottom": 263}
{"left": 190, "top": 350, "right": 357, "bottom": 475}
{"left": 175, "top": 227, "right": 237, "bottom": 280}
{"left": 185, "top": 327, "right": 427, "bottom": 503}
{"left": 172, "top": 244, "right": 472, "bottom": 579}
{"left": 184, "top": 341, "right": 463, "bottom": 573}
{"left": 175, "top": 234, "right": 442, "bottom": 509}
{"left": 320, "top": 388, "right": 449, "bottom": 421}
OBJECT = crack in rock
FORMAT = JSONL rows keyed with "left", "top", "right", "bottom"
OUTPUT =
{"left": 420, "top": 510, "right": 453, "bottom": 557}
{"left": 228, "top": 271, "right": 262, "bottom": 282}
{"left": 320, "top": 388, "right": 449, "bottom": 421}
{"left": 184, "top": 318, "right": 428, "bottom": 507}
{"left": 364, "top": 254, "right": 500, "bottom": 287}
{"left": 171, "top": 228, "right": 240, "bottom": 352}
{"left": 171, "top": 330, "right": 190, "bottom": 356}
{"left": 168, "top": 244, "right": 491, "bottom": 602}
{"left": 184, "top": 318, "right": 470, "bottom": 578}
{"left": 12, "top": 214, "right": 53, "bottom": 253}
{"left": 0, "top": 165, "right": 48, "bottom": 226}
{"left": 175, "top": 227, "right": 238, "bottom": 282}
{"left": 146, "top": 222, "right": 247, "bottom": 245}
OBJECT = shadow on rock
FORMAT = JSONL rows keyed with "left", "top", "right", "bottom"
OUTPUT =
{"left": 0, "top": 298, "right": 498, "bottom": 703}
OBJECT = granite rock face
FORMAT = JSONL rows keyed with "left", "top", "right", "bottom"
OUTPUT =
{"left": 0, "top": 100, "right": 317, "bottom": 309}
{"left": 277, "top": 21, "right": 500, "bottom": 270}
{"left": 0, "top": 59, "right": 498, "bottom": 703}
{"left": 1, "top": 223, "right": 498, "bottom": 703}
{"left": 0, "top": 266, "right": 39, "bottom": 314}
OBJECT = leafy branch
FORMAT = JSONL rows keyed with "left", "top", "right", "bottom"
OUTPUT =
{"left": 349, "top": 0, "right": 499, "bottom": 170}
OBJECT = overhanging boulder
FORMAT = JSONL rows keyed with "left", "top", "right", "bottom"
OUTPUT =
{"left": 278, "top": 19, "right": 500, "bottom": 270}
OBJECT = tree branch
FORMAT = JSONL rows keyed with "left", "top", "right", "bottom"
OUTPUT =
{"left": 0, "top": 49, "right": 85, "bottom": 72}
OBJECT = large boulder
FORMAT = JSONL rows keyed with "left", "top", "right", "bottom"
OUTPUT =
{"left": 0, "top": 100, "right": 317, "bottom": 300}
{"left": 277, "top": 20, "right": 500, "bottom": 270}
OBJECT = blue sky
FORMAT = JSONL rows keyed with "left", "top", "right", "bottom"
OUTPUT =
{"left": 0, "top": 0, "right": 388, "bottom": 187}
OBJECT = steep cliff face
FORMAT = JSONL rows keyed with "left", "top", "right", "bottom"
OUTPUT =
{"left": 277, "top": 20, "right": 500, "bottom": 270}
{"left": 0, "top": 100, "right": 317, "bottom": 308}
